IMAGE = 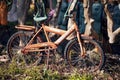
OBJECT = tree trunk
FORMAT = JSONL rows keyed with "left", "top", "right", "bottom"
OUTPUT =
{"left": 83, "top": 0, "right": 94, "bottom": 36}
{"left": 67, "top": 0, "right": 77, "bottom": 40}
{"left": 48, "top": 0, "right": 62, "bottom": 37}
{"left": 7, "top": 0, "right": 17, "bottom": 22}
{"left": 49, "top": 0, "right": 62, "bottom": 28}
{"left": 17, "top": 0, "right": 31, "bottom": 25}
{"left": 103, "top": 1, "right": 120, "bottom": 43}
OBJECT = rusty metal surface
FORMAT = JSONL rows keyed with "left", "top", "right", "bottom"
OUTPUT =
{"left": 15, "top": 25, "right": 35, "bottom": 31}
{"left": 25, "top": 42, "right": 57, "bottom": 49}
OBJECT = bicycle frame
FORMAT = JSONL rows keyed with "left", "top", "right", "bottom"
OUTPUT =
{"left": 19, "top": 18, "right": 84, "bottom": 56}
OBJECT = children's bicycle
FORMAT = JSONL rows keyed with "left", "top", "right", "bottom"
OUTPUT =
{"left": 7, "top": 0, "right": 104, "bottom": 72}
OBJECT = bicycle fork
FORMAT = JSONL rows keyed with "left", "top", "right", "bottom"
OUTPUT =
{"left": 77, "top": 32, "right": 85, "bottom": 57}
{"left": 75, "top": 23, "right": 85, "bottom": 57}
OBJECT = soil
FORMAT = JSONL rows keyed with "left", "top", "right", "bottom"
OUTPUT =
{"left": 103, "top": 52, "right": 120, "bottom": 80}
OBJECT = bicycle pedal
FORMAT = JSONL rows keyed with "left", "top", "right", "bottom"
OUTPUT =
{"left": 0, "top": 55, "right": 9, "bottom": 62}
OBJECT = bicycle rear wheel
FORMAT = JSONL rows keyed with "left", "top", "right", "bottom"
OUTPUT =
{"left": 64, "top": 37, "right": 104, "bottom": 72}
{"left": 7, "top": 31, "right": 43, "bottom": 66}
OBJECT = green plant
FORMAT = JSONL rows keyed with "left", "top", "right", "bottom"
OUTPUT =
{"left": 42, "top": 69, "right": 61, "bottom": 80}
{"left": 0, "top": 65, "right": 7, "bottom": 79}
{"left": 68, "top": 73, "right": 93, "bottom": 80}
{"left": 24, "top": 66, "right": 42, "bottom": 80}
{"left": 7, "top": 61, "right": 25, "bottom": 79}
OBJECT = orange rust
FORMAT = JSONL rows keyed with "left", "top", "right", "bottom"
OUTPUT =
{"left": 44, "top": 25, "right": 66, "bottom": 35}
{"left": 15, "top": 25, "right": 35, "bottom": 31}
{"left": 25, "top": 42, "right": 57, "bottom": 49}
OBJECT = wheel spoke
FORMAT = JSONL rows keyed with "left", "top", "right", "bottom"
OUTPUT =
{"left": 7, "top": 31, "right": 44, "bottom": 66}
{"left": 65, "top": 38, "right": 104, "bottom": 72}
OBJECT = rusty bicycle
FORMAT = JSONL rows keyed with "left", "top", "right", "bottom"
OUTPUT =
{"left": 7, "top": 0, "right": 104, "bottom": 72}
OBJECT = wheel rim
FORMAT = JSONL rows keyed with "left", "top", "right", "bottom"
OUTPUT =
{"left": 67, "top": 39, "right": 103, "bottom": 72}
{"left": 8, "top": 33, "right": 29, "bottom": 58}
{"left": 7, "top": 32, "right": 43, "bottom": 66}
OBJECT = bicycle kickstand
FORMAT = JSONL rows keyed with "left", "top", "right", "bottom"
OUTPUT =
{"left": 45, "top": 47, "right": 50, "bottom": 69}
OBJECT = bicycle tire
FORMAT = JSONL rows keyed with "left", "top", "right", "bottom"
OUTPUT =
{"left": 64, "top": 37, "right": 104, "bottom": 72}
{"left": 7, "top": 31, "right": 43, "bottom": 66}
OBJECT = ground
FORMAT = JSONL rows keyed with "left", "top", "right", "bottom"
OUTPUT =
{"left": 0, "top": 45, "right": 120, "bottom": 79}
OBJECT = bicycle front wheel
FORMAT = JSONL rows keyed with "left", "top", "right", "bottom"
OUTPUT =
{"left": 64, "top": 37, "right": 104, "bottom": 72}
{"left": 7, "top": 31, "right": 43, "bottom": 66}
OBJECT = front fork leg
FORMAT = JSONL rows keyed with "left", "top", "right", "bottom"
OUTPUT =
{"left": 76, "top": 32, "right": 85, "bottom": 57}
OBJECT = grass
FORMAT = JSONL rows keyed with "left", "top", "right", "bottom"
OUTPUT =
{"left": 0, "top": 56, "right": 112, "bottom": 80}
